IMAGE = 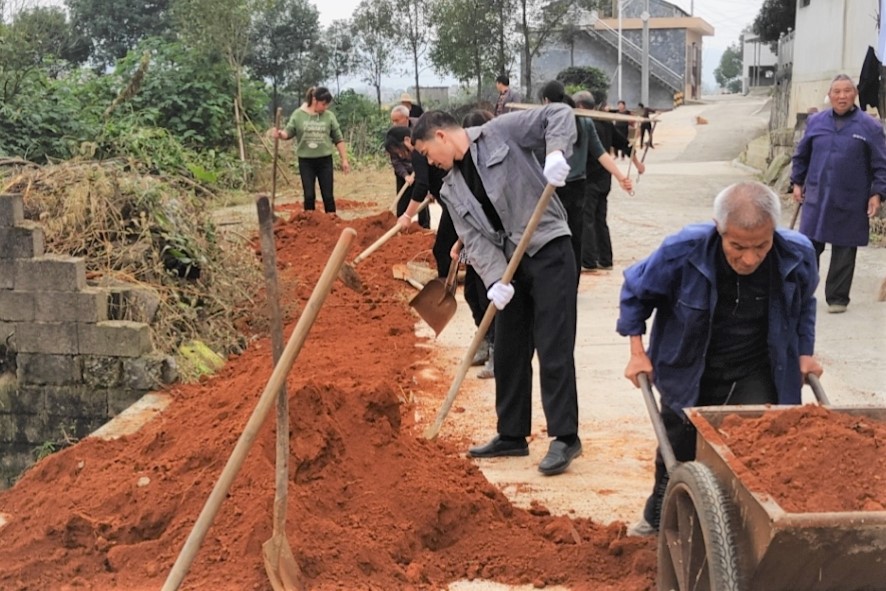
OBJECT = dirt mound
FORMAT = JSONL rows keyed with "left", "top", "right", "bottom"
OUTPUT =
{"left": 0, "top": 209, "right": 654, "bottom": 590}
{"left": 718, "top": 405, "right": 886, "bottom": 513}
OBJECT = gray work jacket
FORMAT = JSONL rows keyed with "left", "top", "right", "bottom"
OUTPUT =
{"left": 441, "top": 103, "right": 577, "bottom": 288}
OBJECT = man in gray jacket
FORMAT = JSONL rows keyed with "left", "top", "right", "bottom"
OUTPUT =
{"left": 412, "top": 103, "right": 582, "bottom": 475}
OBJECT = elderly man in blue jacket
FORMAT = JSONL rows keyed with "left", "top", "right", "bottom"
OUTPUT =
{"left": 412, "top": 103, "right": 586, "bottom": 475}
{"left": 617, "top": 181, "right": 823, "bottom": 535}
{"left": 791, "top": 73, "right": 886, "bottom": 314}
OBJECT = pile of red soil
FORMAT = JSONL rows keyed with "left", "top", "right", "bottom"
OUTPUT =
{"left": 0, "top": 208, "right": 654, "bottom": 590}
{"left": 717, "top": 405, "right": 886, "bottom": 513}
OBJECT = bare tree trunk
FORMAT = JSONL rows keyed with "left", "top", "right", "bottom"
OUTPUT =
{"left": 233, "top": 69, "right": 247, "bottom": 163}
{"left": 521, "top": 0, "right": 531, "bottom": 98}
{"left": 414, "top": 52, "right": 421, "bottom": 105}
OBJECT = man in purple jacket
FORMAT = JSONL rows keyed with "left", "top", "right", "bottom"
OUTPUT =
{"left": 791, "top": 73, "right": 886, "bottom": 313}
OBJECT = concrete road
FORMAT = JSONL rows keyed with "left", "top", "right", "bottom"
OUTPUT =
{"left": 419, "top": 92, "right": 886, "bottom": 553}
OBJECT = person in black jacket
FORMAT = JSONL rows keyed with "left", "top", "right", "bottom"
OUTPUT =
{"left": 574, "top": 91, "right": 645, "bottom": 272}
{"left": 385, "top": 126, "right": 431, "bottom": 229}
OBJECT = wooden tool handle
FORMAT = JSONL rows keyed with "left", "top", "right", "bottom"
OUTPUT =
{"left": 255, "top": 195, "right": 289, "bottom": 541}
{"left": 352, "top": 196, "right": 431, "bottom": 266}
{"left": 638, "top": 373, "right": 678, "bottom": 474}
{"left": 162, "top": 228, "right": 357, "bottom": 591}
{"left": 424, "top": 184, "right": 557, "bottom": 440}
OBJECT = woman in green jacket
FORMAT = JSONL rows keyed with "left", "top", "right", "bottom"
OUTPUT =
{"left": 274, "top": 87, "right": 351, "bottom": 213}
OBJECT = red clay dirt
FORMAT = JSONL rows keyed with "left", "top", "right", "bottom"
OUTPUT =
{"left": 0, "top": 208, "right": 655, "bottom": 590}
{"left": 717, "top": 405, "right": 886, "bottom": 513}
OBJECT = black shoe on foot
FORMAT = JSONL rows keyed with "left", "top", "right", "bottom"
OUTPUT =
{"left": 468, "top": 435, "right": 529, "bottom": 458}
{"left": 538, "top": 438, "right": 582, "bottom": 475}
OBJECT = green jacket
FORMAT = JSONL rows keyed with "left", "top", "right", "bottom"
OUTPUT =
{"left": 284, "top": 109, "right": 344, "bottom": 159}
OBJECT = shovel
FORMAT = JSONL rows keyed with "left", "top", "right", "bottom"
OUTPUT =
{"left": 424, "top": 184, "right": 558, "bottom": 440}
{"left": 339, "top": 193, "right": 431, "bottom": 291}
{"left": 409, "top": 255, "right": 459, "bottom": 336}
{"left": 255, "top": 195, "right": 302, "bottom": 591}
{"left": 161, "top": 228, "right": 357, "bottom": 591}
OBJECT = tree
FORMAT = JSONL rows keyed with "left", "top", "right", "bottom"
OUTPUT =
{"left": 752, "top": 0, "right": 796, "bottom": 50}
{"left": 352, "top": 0, "right": 396, "bottom": 107}
{"left": 248, "top": 0, "right": 324, "bottom": 115}
{"left": 430, "top": 0, "right": 501, "bottom": 101}
{"left": 327, "top": 19, "right": 357, "bottom": 95}
{"left": 174, "top": 0, "right": 255, "bottom": 161}
{"left": 393, "top": 0, "right": 430, "bottom": 105}
{"left": 0, "top": 6, "right": 89, "bottom": 101}
{"left": 556, "top": 65, "right": 609, "bottom": 98}
{"left": 65, "top": 0, "right": 173, "bottom": 69}
{"left": 714, "top": 43, "right": 742, "bottom": 92}
{"left": 518, "top": 0, "right": 583, "bottom": 98}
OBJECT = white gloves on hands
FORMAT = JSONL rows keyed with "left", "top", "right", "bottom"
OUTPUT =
{"left": 487, "top": 281, "right": 515, "bottom": 311}
{"left": 543, "top": 151, "right": 570, "bottom": 187}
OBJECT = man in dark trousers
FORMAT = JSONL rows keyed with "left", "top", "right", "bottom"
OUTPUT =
{"left": 412, "top": 103, "right": 582, "bottom": 475}
{"left": 791, "top": 73, "right": 886, "bottom": 313}
{"left": 573, "top": 91, "right": 644, "bottom": 273}
{"left": 617, "top": 181, "right": 823, "bottom": 535}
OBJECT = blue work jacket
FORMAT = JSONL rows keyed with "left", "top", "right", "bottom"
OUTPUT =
{"left": 616, "top": 223, "right": 819, "bottom": 415}
{"left": 791, "top": 107, "right": 886, "bottom": 247}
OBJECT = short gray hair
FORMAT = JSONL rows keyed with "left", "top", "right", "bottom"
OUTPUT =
{"left": 713, "top": 181, "right": 781, "bottom": 233}
{"left": 391, "top": 105, "right": 410, "bottom": 118}
{"left": 829, "top": 73, "right": 857, "bottom": 91}
{"left": 573, "top": 90, "right": 595, "bottom": 109}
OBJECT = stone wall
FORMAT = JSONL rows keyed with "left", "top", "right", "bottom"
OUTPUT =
{"left": 0, "top": 193, "right": 174, "bottom": 488}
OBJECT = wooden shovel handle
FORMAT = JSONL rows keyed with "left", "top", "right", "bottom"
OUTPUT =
{"left": 162, "top": 228, "right": 357, "bottom": 591}
{"left": 352, "top": 196, "right": 431, "bottom": 266}
{"left": 424, "top": 184, "right": 557, "bottom": 440}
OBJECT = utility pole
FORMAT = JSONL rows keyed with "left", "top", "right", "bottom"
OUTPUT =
{"left": 618, "top": 0, "right": 623, "bottom": 101}
{"left": 641, "top": 0, "right": 650, "bottom": 105}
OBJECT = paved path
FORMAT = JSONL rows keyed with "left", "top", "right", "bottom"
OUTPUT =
{"left": 420, "top": 93, "right": 886, "bottom": 563}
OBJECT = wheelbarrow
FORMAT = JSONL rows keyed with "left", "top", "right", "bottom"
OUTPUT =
{"left": 639, "top": 374, "right": 886, "bottom": 591}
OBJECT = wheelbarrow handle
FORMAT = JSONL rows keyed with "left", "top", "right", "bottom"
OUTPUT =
{"left": 638, "top": 373, "right": 678, "bottom": 474}
{"left": 805, "top": 373, "right": 830, "bottom": 406}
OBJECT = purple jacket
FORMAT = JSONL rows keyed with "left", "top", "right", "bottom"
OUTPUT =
{"left": 791, "top": 107, "right": 886, "bottom": 246}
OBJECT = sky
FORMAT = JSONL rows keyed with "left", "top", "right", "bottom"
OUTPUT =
{"left": 310, "top": 0, "right": 764, "bottom": 91}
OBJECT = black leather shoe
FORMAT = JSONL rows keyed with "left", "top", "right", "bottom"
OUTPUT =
{"left": 538, "top": 438, "right": 582, "bottom": 475}
{"left": 467, "top": 435, "right": 529, "bottom": 458}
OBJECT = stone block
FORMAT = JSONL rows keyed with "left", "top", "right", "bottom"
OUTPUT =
{"left": 121, "top": 354, "right": 177, "bottom": 390}
{"left": 82, "top": 356, "right": 122, "bottom": 388}
{"left": 13, "top": 255, "right": 85, "bottom": 291}
{"left": 43, "top": 385, "right": 108, "bottom": 418}
{"left": 0, "top": 194, "right": 23, "bottom": 228}
{"left": 0, "top": 290, "right": 35, "bottom": 322}
{"left": 16, "top": 354, "right": 81, "bottom": 386}
{"left": 108, "top": 388, "right": 147, "bottom": 416}
{"left": 15, "top": 322, "right": 78, "bottom": 355}
{"left": 0, "top": 260, "right": 13, "bottom": 289}
{"left": 33, "top": 288, "right": 108, "bottom": 323}
{"left": 0, "top": 224, "right": 45, "bottom": 260}
{"left": 107, "top": 286, "right": 161, "bottom": 324}
{"left": 47, "top": 414, "right": 106, "bottom": 441}
{"left": 78, "top": 321, "right": 153, "bottom": 357}
{"left": 0, "top": 381, "right": 42, "bottom": 414}
{"left": 0, "top": 442, "right": 36, "bottom": 490}
{"left": 0, "top": 321, "right": 15, "bottom": 349}
{"left": 0, "top": 412, "right": 46, "bottom": 443}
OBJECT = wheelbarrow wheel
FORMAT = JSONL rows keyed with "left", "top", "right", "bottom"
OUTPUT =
{"left": 657, "top": 461, "right": 743, "bottom": 591}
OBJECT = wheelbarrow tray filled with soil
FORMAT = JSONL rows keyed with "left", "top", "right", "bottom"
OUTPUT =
{"left": 684, "top": 405, "right": 886, "bottom": 591}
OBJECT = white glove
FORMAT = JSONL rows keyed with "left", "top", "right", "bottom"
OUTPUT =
{"left": 543, "top": 151, "right": 570, "bottom": 187}
{"left": 487, "top": 281, "right": 515, "bottom": 310}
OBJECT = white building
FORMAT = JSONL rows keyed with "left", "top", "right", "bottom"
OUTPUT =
{"left": 741, "top": 31, "right": 778, "bottom": 93}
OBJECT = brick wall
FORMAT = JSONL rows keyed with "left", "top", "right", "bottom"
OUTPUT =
{"left": 0, "top": 193, "right": 175, "bottom": 488}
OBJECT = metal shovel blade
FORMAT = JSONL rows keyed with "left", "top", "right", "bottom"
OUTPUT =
{"left": 409, "top": 278, "right": 457, "bottom": 336}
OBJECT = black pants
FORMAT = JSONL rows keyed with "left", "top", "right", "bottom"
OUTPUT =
{"left": 298, "top": 155, "right": 335, "bottom": 213}
{"left": 812, "top": 240, "right": 857, "bottom": 306}
{"left": 642, "top": 366, "right": 778, "bottom": 527}
{"left": 494, "top": 237, "right": 577, "bottom": 438}
{"left": 433, "top": 204, "right": 457, "bottom": 278}
{"left": 581, "top": 180, "right": 612, "bottom": 269}
{"left": 463, "top": 265, "right": 495, "bottom": 344}
{"left": 640, "top": 122, "right": 653, "bottom": 148}
{"left": 556, "top": 179, "right": 586, "bottom": 284}
{"left": 395, "top": 176, "right": 431, "bottom": 229}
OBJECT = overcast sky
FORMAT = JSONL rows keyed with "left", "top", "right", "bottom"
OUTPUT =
{"left": 311, "top": 0, "right": 763, "bottom": 51}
